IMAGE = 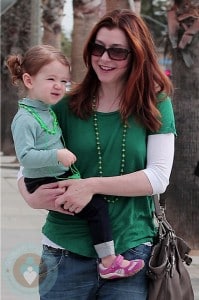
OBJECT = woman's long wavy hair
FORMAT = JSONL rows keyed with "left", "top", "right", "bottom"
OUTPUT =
{"left": 69, "top": 9, "right": 173, "bottom": 132}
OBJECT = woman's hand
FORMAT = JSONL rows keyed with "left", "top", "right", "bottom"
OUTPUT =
{"left": 54, "top": 168, "right": 154, "bottom": 213}
{"left": 18, "top": 177, "right": 74, "bottom": 215}
{"left": 55, "top": 178, "right": 94, "bottom": 213}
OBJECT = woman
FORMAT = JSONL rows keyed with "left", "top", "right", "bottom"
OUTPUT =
{"left": 18, "top": 9, "right": 176, "bottom": 300}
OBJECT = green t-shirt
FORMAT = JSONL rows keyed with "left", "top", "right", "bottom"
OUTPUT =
{"left": 42, "top": 95, "right": 176, "bottom": 257}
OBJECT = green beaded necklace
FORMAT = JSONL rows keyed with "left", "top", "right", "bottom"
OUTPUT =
{"left": 92, "top": 98, "right": 128, "bottom": 203}
{"left": 19, "top": 102, "right": 81, "bottom": 179}
{"left": 19, "top": 103, "right": 59, "bottom": 135}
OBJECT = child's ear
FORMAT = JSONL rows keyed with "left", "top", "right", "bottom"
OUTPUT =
{"left": 22, "top": 73, "right": 33, "bottom": 89}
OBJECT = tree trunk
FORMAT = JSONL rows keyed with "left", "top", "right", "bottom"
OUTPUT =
{"left": 41, "top": 0, "right": 66, "bottom": 49}
{"left": 106, "top": 0, "right": 141, "bottom": 13}
{"left": 31, "top": 0, "right": 42, "bottom": 46}
{"left": 1, "top": 0, "right": 32, "bottom": 155}
{"left": 106, "top": 0, "right": 130, "bottom": 11}
{"left": 71, "top": 0, "right": 106, "bottom": 82}
{"left": 165, "top": 0, "right": 199, "bottom": 249}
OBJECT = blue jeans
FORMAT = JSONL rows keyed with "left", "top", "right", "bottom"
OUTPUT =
{"left": 39, "top": 244, "right": 152, "bottom": 300}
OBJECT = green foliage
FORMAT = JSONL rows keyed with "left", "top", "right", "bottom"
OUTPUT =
{"left": 141, "top": 0, "right": 172, "bottom": 74}
{"left": 61, "top": 32, "right": 72, "bottom": 60}
{"left": 141, "top": 0, "right": 169, "bottom": 46}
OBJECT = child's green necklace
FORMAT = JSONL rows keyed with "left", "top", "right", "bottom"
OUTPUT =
{"left": 19, "top": 102, "right": 81, "bottom": 179}
{"left": 19, "top": 103, "right": 58, "bottom": 135}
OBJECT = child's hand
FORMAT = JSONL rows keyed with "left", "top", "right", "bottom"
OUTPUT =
{"left": 57, "top": 149, "right": 77, "bottom": 167}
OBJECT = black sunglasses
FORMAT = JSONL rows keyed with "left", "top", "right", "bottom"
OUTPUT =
{"left": 90, "top": 43, "right": 132, "bottom": 61}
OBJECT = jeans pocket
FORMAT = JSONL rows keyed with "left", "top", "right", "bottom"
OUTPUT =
{"left": 124, "top": 244, "right": 152, "bottom": 262}
{"left": 39, "top": 247, "right": 65, "bottom": 296}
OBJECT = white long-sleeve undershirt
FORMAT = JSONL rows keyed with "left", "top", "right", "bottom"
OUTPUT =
{"left": 143, "top": 133, "right": 175, "bottom": 195}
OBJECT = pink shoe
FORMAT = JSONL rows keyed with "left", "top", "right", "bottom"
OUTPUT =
{"left": 99, "top": 255, "right": 144, "bottom": 279}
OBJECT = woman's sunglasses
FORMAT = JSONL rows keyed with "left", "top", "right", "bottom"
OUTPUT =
{"left": 90, "top": 43, "right": 132, "bottom": 61}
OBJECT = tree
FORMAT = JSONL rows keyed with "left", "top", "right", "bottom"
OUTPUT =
{"left": 71, "top": 0, "right": 106, "bottom": 82}
{"left": 1, "top": 0, "right": 33, "bottom": 155}
{"left": 141, "top": 0, "right": 168, "bottom": 45}
{"left": 106, "top": 0, "right": 141, "bottom": 13}
{"left": 165, "top": 0, "right": 199, "bottom": 248}
{"left": 106, "top": 0, "right": 130, "bottom": 11}
{"left": 41, "top": 0, "right": 66, "bottom": 48}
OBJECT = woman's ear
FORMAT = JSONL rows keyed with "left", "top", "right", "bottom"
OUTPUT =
{"left": 22, "top": 73, "right": 33, "bottom": 89}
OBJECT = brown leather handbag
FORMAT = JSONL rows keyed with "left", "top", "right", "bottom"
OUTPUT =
{"left": 147, "top": 195, "right": 194, "bottom": 300}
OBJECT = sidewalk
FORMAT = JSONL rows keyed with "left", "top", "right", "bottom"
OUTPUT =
{"left": 1, "top": 155, "right": 199, "bottom": 299}
{"left": 1, "top": 155, "right": 46, "bottom": 300}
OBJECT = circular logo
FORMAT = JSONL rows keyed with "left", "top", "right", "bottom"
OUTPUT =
{"left": 3, "top": 244, "right": 59, "bottom": 297}
{"left": 3, "top": 244, "right": 41, "bottom": 295}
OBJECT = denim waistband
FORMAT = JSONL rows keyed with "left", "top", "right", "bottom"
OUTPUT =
{"left": 42, "top": 244, "right": 95, "bottom": 260}
{"left": 43, "top": 245, "right": 68, "bottom": 255}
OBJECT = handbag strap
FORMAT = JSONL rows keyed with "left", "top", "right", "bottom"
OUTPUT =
{"left": 153, "top": 194, "right": 174, "bottom": 236}
{"left": 153, "top": 194, "right": 193, "bottom": 265}
{"left": 153, "top": 194, "right": 164, "bottom": 221}
{"left": 153, "top": 195, "right": 175, "bottom": 230}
